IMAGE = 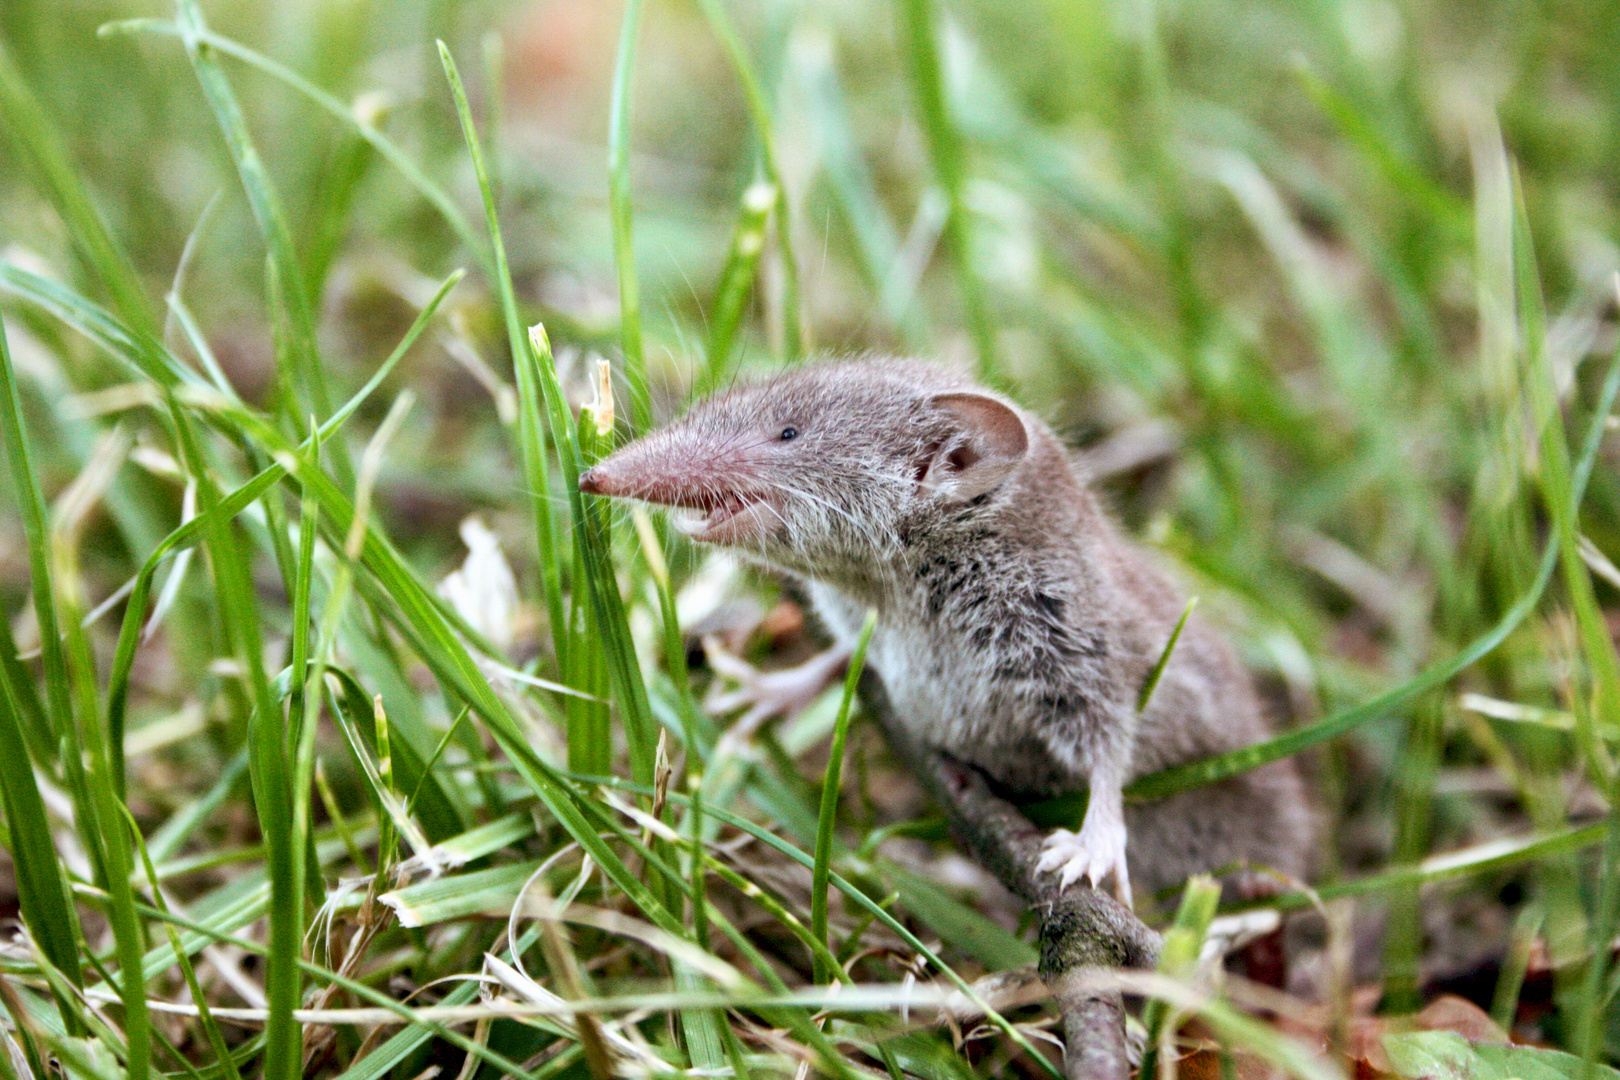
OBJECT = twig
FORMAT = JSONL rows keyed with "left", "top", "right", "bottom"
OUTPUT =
{"left": 859, "top": 670, "right": 1161, "bottom": 1080}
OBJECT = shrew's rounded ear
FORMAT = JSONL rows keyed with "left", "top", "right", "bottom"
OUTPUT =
{"left": 917, "top": 392, "right": 1029, "bottom": 502}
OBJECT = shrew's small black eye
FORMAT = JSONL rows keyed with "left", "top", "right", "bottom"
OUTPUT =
{"left": 779, "top": 426, "right": 798, "bottom": 441}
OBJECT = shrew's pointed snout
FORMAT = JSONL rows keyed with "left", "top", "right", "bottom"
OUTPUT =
{"left": 578, "top": 444, "right": 663, "bottom": 500}
{"left": 575, "top": 439, "right": 701, "bottom": 507}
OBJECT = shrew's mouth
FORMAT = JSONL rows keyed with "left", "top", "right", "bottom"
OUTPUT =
{"left": 669, "top": 490, "right": 775, "bottom": 544}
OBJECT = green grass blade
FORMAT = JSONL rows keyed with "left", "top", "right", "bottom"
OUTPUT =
{"left": 1490, "top": 904, "right": 1543, "bottom": 1033}
{"left": 1137, "top": 596, "right": 1196, "bottom": 713}
{"left": 56, "top": 256, "right": 473, "bottom": 1080}
{"left": 531, "top": 328, "right": 658, "bottom": 787}
{"left": 699, "top": 181, "right": 775, "bottom": 393}
{"left": 0, "top": 615, "right": 51, "bottom": 764}
{"left": 101, "top": 18, "right": 480, "bottom": 256}
{"left": 632, "top": 512, "right": 708, "bottom": 757}
{"left": 48, "top": 450, "right": 152, "bottom": 1080}
{"left": 379, "top": 859, "right": 545, "bottom": 925}
{"left": 0, "top": 300, "right": 87, "bottom": 767}
{"left": 1258, "top": 819, "right": 1611, "bottom": 912}
{"left": 145, "top": 750, "right": 249, "bottom": 867}
{"left": 115, "top": 826, "right": 374, "bottom": 987}
{"left": 607, "top": 0, "right": 650, "bottom": 430}
{"left": 1139, "top": 876, "right": 1220, "bottom": 1078}
{"left": 811, "top": 609, "right": 875, "bottom": 985}
{"left": 1292, "top": 64, "right": 1466, "bottom": 240}
{"left": 873, "top": 860, "right": 1033, "bottom": 969}
{"left": 693, "top": 0, "right": 803, "bottom": 360}
{"left": 1382, "top": 694, "right": 1443, "bottom": 1011}
{"left": 172, "top": 415, "right": 301, "bottom": 1080}
{"left": 436, "top": 40, "right": 567, "bottom": 675}
{"left": 286, "top": 419, "right": 322, "bottom": 914}
{"left": 577, "top": 774, "right": 1065, "bottom": 1078}
{"left": 0, "top": 972, "right": 51, "bottom": 1080}
{"left": 0, "top": 261, "right": 203, "bottom": 390}
{"left": 0, "top": 671, "right": 84, "bottom": 1019}
{"left": 573, "top": 383, "right": 618, "bottom": 777}
{"left": 0, "top": 300, "right": 97, "bottom": 1030}
{"left": 257, "top": 254, "right": 313, "bottom": 680}
{"left": 174, "top": 0, "right": 348, "bottom": 485}
{"left": 125, "top": 806, "right": 244, "bottom": 1080}
{"left": 101, "top": 269, "right": 464, "bottom": 799}
{"left": 1129, "top": 326, "right": 1620, "bottom": 799}
{"left": 109, "top": 896, "right": 554, "bottom": 1080}
{"left": 328, "top": 929, "right": 550, "bottom": 1080}
{"left": 302, "top": 114, "right": 379, "bottom": 297}
{"left": 0, "top": 37, "right": 164, "bottom": 355}
{"left": 553, "top": 788, "right": 871, "bottom": 1078}
{"left": 896, "top": 0, "right": 995, "bottom": 382}
{"left": 1514, "top": 193, "right": 1620, "bottom": 791}
{"left": 1574, "top": 798, "right": 1620, "bottom": 1066}
{"left": 208, "top": 400, "right": 680, "bottom": 931}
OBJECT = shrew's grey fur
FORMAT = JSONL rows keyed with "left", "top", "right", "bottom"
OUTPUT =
{"left": 581, "top": 359, "right": 1313, "bottom": 901}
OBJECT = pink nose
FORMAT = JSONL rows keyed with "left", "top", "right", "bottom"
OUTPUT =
{"left": 578, "top": 467, "right": 604, "bottom": 494}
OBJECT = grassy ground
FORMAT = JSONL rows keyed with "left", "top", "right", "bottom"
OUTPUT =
{"left": 0, "top": 0, "right": 1617, "bottom": 1076}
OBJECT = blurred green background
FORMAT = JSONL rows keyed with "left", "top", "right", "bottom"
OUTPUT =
{"left": 7, "top": 0, "right": 1618, "bottom": 588}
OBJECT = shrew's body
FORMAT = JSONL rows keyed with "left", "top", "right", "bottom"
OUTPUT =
{"left": 580, "top": 359, "right": 1312, "bottom": 903}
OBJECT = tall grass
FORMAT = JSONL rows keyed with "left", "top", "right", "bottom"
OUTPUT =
{"left": 0, "top": 0, "right": 1616, "bottom": 1076}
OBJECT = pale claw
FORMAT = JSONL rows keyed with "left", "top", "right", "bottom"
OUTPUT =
{"left": 1035, "top": 816, "right": 1132, "bottom": 907}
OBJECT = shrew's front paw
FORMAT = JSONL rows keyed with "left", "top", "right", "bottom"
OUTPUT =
{"left": 704, "top": 639, "right": 850, "bottom": 740}
{"left": 1035, "top": 815, "right": 1132, "bottom": 907}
